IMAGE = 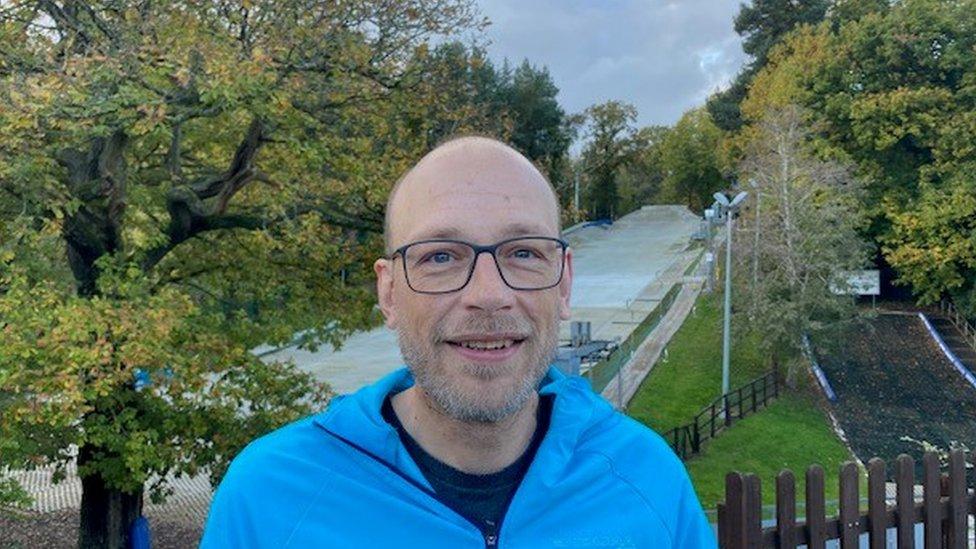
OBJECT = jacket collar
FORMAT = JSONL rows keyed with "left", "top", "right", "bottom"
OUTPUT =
{"left": 311, "top": 365, "right": 614, "bottom": 483}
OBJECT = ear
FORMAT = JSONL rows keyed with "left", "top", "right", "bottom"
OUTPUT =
{"left": 557, "top": 247, "right": 573, "bottom": 321}
{"left": 374, "top": 257, "right": 398, "bottom": 329}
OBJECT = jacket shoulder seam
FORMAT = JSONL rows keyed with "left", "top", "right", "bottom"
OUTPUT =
{"left": 580, "top": 449, "right": 676, "bottom": 546}
{"left": 281, "top": 469, "right": 335, "bottom": 547}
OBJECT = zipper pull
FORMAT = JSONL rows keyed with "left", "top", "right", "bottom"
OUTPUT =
{"left": 484, "top": 534, "right": 498, "bottom": 547}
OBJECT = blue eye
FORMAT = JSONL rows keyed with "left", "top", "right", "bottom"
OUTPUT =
{"left": 430, "top": 252, "right": 452, "bottom": 264}
{"left": 510, "top": 247, "right": 543, "bottom": 260}
{"left": 417, "top": 250, "right": 458, "bottom": 265}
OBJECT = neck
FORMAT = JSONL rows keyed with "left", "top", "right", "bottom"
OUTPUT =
{"left": 391, "top": 386, "right": 539, "bottom": 475}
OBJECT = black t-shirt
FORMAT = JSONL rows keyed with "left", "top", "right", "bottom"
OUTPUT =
{"left": 380, "top": 394, "right": 553, "bottom": 540}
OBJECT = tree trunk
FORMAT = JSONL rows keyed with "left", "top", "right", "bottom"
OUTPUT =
{"left": 77, "top": 444, "right": 143, "bottom": 549}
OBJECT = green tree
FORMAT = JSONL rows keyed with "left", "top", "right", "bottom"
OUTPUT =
{"left": 707, "top": 0, "right": 829, "bottom": 131}
{"left": 734, "top": 106, "right": 872, "bottom": 372}
{"left": 736, "top": 0, "right": 830, "bottom": 66}
{"left": 658, "top": 108, "right": 725, "bottom": 213}
{"left": 617, "top": 125, "right": 669, "bottom": 215}
{"left": 736, "top": 0, "right": 976, "bottom": 315}
{"left": 804, "top": 0, "right": 975, "bottom": 310}
{"left": 579, "top": 100, "right": 638, "bottom": 220}
{"left": 398, "top": 47, "right": 573, "bottom": 190}
{"left": 404, "top": 41, "right": 512, "bottom": 148}
{"left": 883, "top": 164, "right": 976, "bottom": 313}
{"left": 0, "top": 1, "right": 482, "bottom": 546}
{"left": 809, "top": 0, "right": 976, "bottom": 206}
{"left": 828, "top": 0, "right": 891, "bottom": 27}
{"left": 507, "top": 60, "right": 574, "bottom": 188}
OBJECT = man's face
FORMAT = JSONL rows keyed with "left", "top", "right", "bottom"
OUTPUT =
{"left": 375, "top": 140, "right": 573, "bottom": 423}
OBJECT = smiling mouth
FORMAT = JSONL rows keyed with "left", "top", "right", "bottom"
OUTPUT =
{"left": 444, "top": 336, "right": 527, "bottom": 360}
{"left": 450, "top": 339, "right": 520, "bottom": 350}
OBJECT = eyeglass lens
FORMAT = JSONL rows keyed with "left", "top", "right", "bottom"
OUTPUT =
{"left": 403, "top": 238, "right": 564, "bottom": 293}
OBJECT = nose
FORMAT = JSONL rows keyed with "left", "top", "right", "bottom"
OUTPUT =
{"left": 459, "top": 251, "right": 516, "bottom": 312}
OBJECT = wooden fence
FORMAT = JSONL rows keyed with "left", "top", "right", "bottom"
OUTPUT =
{"left": 663, "top": 370, "right": 778, "bottom": 461}
{"left": 719, "top": 450, "right": 976, "bottom": 548}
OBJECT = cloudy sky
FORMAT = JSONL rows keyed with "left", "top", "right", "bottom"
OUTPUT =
{"left": 475, "top": 0, "right": 749, "bottom": 129}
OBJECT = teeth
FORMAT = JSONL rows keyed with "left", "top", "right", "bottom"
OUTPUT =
{"left": 459, "top": 339, "right": 515, "bottom": 350}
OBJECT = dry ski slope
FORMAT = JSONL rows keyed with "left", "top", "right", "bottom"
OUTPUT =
{"left": 810, "top": 313, "right": 976, "bottom": 472}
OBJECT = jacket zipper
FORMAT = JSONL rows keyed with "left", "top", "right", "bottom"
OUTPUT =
{"left": 483, "top": 519, "right": 500, "bottom": 548}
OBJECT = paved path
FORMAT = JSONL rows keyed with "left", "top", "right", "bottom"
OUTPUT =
{"left": 6, "top": 449, "right": 211, "bottom": 528}
{"left": 600, "top": 275, "right": 705, "bottom": 408}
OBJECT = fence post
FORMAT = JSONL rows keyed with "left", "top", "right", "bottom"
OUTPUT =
{"left": 946, "top": 449, "right": 967, "bottom": 549}
{"left": 692, "top": 419, "right": 700, "bottom": 454}
{"left": 839, "top": 462, "right": 860, "bottom": 548}
{"left": 806, "top": 464, "right": 826, "bottom": 549}
{"left": 941, "top": 473, "right": 950, "bottom": 548}
{"left": 737, "top": 387, "right": 745, "bottom": 419}
{"left": 923, "top": 452, "right": 941, "bottom": 548}
{"left": 751, "top": 380, "right": 757, "bottom": 413}
{"left": 867, "top": 458, "right": 886, "bottom": 549}
{"left": 710, "top": 402, "right": 717, "bottom": 438}
{"left": 724, "top": 473, "right": 746, "bottom": 549}
{"left": 776, "top": 470, "right": 797, "bottom": 549}
{"left": 895, "top": 454, "right": 915, "bottom": 548}
{"left": 744, "top": 474, "right": 762, "bottom": 549}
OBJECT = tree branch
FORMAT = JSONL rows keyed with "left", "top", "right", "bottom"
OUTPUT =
{"left": 142, "top": 200, "right": 381, "bottom": 273}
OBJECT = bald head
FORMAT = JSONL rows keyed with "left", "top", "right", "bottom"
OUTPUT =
{"left": 384, "top": 137, "right": 561, "bottom": 253}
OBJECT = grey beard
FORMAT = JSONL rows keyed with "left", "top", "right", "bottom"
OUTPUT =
{"left": 396, "top": 313, "right": 557, "bottom": 423}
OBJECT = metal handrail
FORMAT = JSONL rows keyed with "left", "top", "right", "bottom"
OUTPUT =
{"left": 939, "top": 299, "right": 976, "bottom": 352}
{"left": 663, "top": 370, "right": 778, "bottom": 460}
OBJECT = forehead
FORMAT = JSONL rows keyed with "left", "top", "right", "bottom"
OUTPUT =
{"left": 390, "top": 142, "right": 559, "bottom": 246}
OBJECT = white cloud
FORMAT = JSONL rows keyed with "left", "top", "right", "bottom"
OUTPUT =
{"left": 475, "top": 0, "right": 748, "bottom": 128}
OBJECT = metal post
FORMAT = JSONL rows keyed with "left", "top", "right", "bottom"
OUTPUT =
{"left": 752, "top": 187, "right": 760, "bottom": 291}
{"left": 573, "top": 167, "right": 580, "bottom": 223}
{"left": 722, "top": 210, "right": 733, "bottom": 398}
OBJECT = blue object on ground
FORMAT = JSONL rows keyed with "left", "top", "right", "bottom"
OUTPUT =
{"left": 128, "top": 515, "right": 151, "bottom": 549}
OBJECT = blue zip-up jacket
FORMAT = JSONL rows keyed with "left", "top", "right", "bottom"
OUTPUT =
{"left": 201, "top": 367, "right": 716, "bottom": 548}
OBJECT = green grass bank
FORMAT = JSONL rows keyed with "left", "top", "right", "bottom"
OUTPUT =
{"left": 625, "top": 290, "right": 857, "bottom": 509}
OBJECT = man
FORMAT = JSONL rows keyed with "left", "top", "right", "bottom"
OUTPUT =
{"left": 201, "top": 137, "right": 715, "bottom": 548}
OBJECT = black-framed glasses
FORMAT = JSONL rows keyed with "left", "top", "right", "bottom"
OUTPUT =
{"left": 386, "top": 236, "right": 569, "bottom": 294}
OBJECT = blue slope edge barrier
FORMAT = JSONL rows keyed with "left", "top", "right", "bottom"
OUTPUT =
{"left": 918, "top": 312, "right": 976, "bottom": 390}
{"left": 561, "top": 218, "right": 613, "bottom": 237}
{"left": 801, "top": 333, "right": 837, "bottom": 401}
{"left": 128, "top": 515, "right": 151, "bottom": 549}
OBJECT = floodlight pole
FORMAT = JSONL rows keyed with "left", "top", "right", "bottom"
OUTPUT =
{"left": 574, "top": 165, "right": 581, "bottom": 223}
{"left": 715, "top": 191, "right": 748, "bottom": 400}
{"left": 721, "top": 206, "right": 733, "bottom": 397}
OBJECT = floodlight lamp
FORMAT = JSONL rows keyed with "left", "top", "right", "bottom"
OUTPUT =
{"left": 713, "top": 192, "right": 730, "bottom": 206}
{"left": 730, "top": 191, "right": 749, "bottom": 208}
